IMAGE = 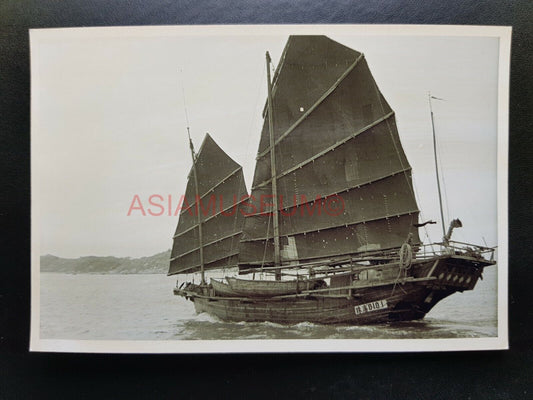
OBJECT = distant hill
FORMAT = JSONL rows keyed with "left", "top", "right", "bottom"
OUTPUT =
{"left": 40, "top": 250, "right": 171, "bottom": 274}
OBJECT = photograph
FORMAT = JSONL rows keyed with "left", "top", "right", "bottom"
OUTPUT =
{"left": 30, "top": 25, "right": 509, "bottom": 353}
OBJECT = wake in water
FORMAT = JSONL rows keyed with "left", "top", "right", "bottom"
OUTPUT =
{"left": 174, "top": 312, "right": 496, "bottom": 341}
{"left": 40, "top": 266, "right": 497, "bottom": 341}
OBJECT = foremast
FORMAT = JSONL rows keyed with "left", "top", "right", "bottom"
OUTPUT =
{"left": 187, "top": 128, "right": 206, "bottom": 285}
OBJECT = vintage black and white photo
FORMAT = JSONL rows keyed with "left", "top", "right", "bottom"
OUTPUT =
{"left": 30, "top": 25, "right": 509, "bottom": 352}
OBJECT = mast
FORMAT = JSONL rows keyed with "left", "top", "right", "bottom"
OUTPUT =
{"left": 187, "top": 128, "right": 206, "bottom": 285}
{"left": 239, "top": 36, "right": 421, "bottom": 270}
{"left": 266, "top": 51, "right": 281, "bottom": 279}
{"left": 428, "top": 93, "right": 446, "bottom": 239}
{"left": 169, "top": 133, "right": 247, "bottom": 276}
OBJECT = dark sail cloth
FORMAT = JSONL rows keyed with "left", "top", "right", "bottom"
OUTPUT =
{"left": 239, "top": 36, "right": 420, "bottom": 269}
{"left": 168, "top": 134, "right": 248, "bottom": 275}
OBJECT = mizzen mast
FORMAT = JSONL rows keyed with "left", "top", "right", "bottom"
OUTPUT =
{"left": 266, "top": 51, "right": 281, "bottom": 280}
{"left": 428, "top": 92, "right": 447, "bottom": 239}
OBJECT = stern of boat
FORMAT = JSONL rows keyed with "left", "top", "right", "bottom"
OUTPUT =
{"left": 406, "top": 240, "right": 496, "bottom": 316}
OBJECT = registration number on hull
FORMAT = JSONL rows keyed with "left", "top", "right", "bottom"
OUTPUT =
{"left": 354, "top": 299, "right": 388, "bottom": 315}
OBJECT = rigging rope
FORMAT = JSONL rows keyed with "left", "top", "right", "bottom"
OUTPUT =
{"left": 371, "top": 68, "right": 419, "bottom": 249}
{"left": 244, "top": 62, "right": 267, "bottom": 180}
{"left": 436, "top": 133, "right": 450, "bottom": 224}
{"left": 391, "top": 261, "right": 409, "bottom": 296}
{"left": 222, "top": 62, "right": 268, "bottom": 278}
{"left": 411, "top": 175, "right": 434, "bottom": 248}
{"left": 225, "top": 172, "right": 245, "bottom": 271}
{"left": 179, "top": 68, "right": 192, "bottom": 132}
{"left": 372, "top": 79, "right": 416, "bottom": 200}
{"left": 259, "top": 210, "right": 272, "bottom": 275}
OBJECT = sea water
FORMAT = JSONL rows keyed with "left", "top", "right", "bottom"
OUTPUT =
{"left": 40, "top": 266, "right": 497, "bottom": 340}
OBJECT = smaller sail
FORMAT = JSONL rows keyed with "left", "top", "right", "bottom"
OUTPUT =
{"left": 168, "top": 134, "right": 248, "bottom": 275}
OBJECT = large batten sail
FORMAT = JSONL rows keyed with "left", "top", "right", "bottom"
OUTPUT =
{"left": 238, "top": 35, "right": 421, "bottom": 268}
{"left": 168, "top": 133, "right": 248, "bottom": 275}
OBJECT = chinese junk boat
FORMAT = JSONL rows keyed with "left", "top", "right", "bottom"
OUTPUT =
{"left": 168, "top": 36, "right": 495, "bottom": 324}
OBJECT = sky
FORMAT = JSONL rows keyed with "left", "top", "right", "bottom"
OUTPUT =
{"left": 31, "top": 26, "right": 506, "bottom": 258}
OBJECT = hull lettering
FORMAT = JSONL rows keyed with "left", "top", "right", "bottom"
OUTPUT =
{"left": 354, "top": 299, "right": 388, "bottom": 315}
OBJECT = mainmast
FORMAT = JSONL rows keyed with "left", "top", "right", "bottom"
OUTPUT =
{"left": 266, "top": 51, "right": 281, "bottom": 280}
{"left": 187, "top": 128, "right": 206, "bottom": 285}
{"left": 428, "top": 93, "right": 446, "bottom": 239}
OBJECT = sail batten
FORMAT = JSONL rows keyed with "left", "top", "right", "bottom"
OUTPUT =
{"left": 168, "top": 134, "right": 248, "bottom": 275}
{"left": 257, "top": 52, "right": 365, "bottom": 160}
{"left": 240, "top": 210, "right": 420, "bottom": 243}
{"left": 253, "top": 111, "right": 396, "bottom": 189}
{"left": 170, "top": 231, "right": 243, "bottom": 261}
{"left": 172, "top": 251, "right": 241, "bottom": 273}
{"left": 179, "top": 166, "right": 242, "bottom": 216}
{"left": 245, "top": 166, "right": 413, "bottom": 214}
{"left": 173, "top": 197, "right": 249, "bottom": 238}
{"left": 238, "top": 35, "right": 420, "bottom": 269}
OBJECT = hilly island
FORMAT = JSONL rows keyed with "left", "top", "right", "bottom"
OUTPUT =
{"left": 40, "top": 250, "right": 171, "bottom": 274}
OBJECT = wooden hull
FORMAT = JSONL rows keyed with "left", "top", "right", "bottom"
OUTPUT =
{"left": 175, "top": 255, "right": 493, "bottom": 324}
{"left": 192, "top": 287, "right": 427, "bottom": 324}
{"left": 226, "top": 277, "right": 308, "bottom": 297}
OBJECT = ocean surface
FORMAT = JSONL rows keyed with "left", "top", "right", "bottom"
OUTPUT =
{"left": 40, "top": 266, "right": 498, "bottom": 340}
